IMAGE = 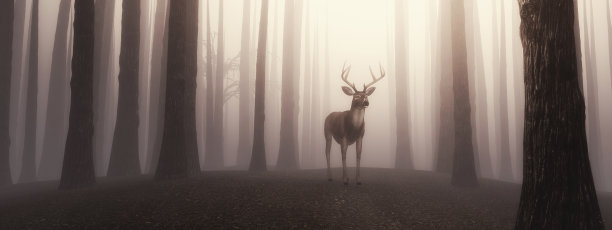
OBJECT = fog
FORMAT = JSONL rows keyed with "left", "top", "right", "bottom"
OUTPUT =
{"left": 4, "top": 0, "right": 612, "bottom": 190}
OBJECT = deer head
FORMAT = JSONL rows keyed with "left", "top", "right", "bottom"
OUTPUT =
{"left": 340, "top": 63, "right": 386, "bottom": 110}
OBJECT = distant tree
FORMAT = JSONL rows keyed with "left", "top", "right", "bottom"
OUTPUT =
{"left": 59, "top": 0, "right": 96, "bottom": 189}
{"left": 311, "top": 11, "right": 322, "bottom": 168}
{"left": 20, "top": 0, "right": 39, "bottom": 183}
{"left": 249, "top": 0, "right": 269, "bottom": 171}
{"left": 498, "top": 0, "right": 513, "bottom": 182}
{"left": 38, "top": 0, "right": 73, "bottom": 181}
{"left": 0, "top": 0, "right": 14, "bottom": 186}
{"left": 204, "top": 0, "right": 215, "bottom": 170}
{"left": 435, "top": 0, "right": 454, "bottom": 174}
{"left": 277, "top": 0, "right": 300, "bottom": 170}
{"left": 154, "top": 0, "right": 199, "bottom": 180}
{"left": 237, "top": 0, "right": 252, "bottom": 167}
{"left": 301, "top": 1, "right": 312, "bottom": 168}
{"left": 108, "top": 0, "right": 141, "bottom": 177}
{"left": 205, "top": 0, "right": 225, "bottom": 169}
{"left": 608, "top": 0, "right": 612, "bottom": 92}
{"left": 584, "top": 0, "right": 602, "bottom": 183}
{"left": 146, "top": 0, "right": 169, "bottom": 174}
{"left": 450, "top": 0, "right": 478, "bottom": 187}
{"left": 394, "top": 0, "right": 413, "bottom": 169}
{"left": 514, "top": 0, "right": 604, "bottom": 228}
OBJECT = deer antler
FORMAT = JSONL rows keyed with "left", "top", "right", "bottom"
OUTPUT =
{"left": 341, "top": 63, "right": 358, "bottom": 92}
{"left": 364, "top": 64, "right": 386, "bottom": 90}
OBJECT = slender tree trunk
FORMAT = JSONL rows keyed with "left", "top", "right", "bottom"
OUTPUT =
{"left": 206, "top": 0, "right": 225, "bottom": 169}
{"left": 38, "top": 0, "right": 73, "bottom": 181}
{"left": 608, "top": 0, "right": 612, "bottom": 97}
{"left": 450, "top": 0, "right": 478, "bottom": 187}
{"left": 204, "top": 0, "right": 215, "bottom": 170}
{"left": 59, "top": 0, "right": 96, "bottom": 189}
{"left": 311, "top": 13, "right": 321, "bottom": 169}
{"left": 20, "top": 0, "right": 39, "bottom": 183}
{"left": 146, "top": 0, "right": 169, "bottom": 174}
{"left": 0, "top": 0, "right": 15, "bottom": 186}
{"left": 277, "top": 0, "right": 299, "bottom": 170}
{"left": 498, "top": 0, "right": 514, "bottom": 182}
{"left": 394, "top": 0, "right": 412, "bottom": 170}
{"left": 249, "top": 0, "right": 269, "bottom": 171}
{"left": 155, "top": 0, "right": 199, "bottom": 179}
{"left": 301, "top": 1, "right": 312, "bottom": 168}
{"left": 436, "top": 0, "right": 454, "bottom": 173}
{"left": 237, "top": 0, "right": 252, "bottom": 167}
{"left": 515, "top": 0, "right": 604, "bottom": 228}
{"left": 108, "top": 0, "right": 141, "bottom": 177}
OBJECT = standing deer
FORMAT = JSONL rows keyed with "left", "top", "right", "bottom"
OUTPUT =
{"left": 324, "top": 64, "right": 386, "bottom": 185}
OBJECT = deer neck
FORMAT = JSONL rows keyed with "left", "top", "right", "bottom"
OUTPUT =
{"left": 349, "top": 107, "right": 365, "bottom": 128}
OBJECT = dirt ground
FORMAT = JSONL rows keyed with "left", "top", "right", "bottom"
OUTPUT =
{"left": 1, "top": 168, "right": 611, "bottom": 229}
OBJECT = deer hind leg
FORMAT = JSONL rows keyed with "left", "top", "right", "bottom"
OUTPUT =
{"left": 356, "top": 138, "right": 363, "bottom": 185}
{"left": 341, "top": 138, "right": 349, "bottom": 185}
{"left": 325, "top": 135, "right": 332, "bottom": 181}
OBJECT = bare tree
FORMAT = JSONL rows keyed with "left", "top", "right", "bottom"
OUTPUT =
{"left": 59, "top": 0, "right": 96, "bottom": 189}
{"left": 20, "top": 0, "right": 39, "bottom": 183}
{"left": 450, "top": 0, "right": 478, "bottom": 187}
{"left": 108, "top": 0, "right": 141, "bottom": 177}
{"left": 249, "top": 0, "right": 269, "bottom": 171}
{"left": 237, "top": 0, "right": 252, "bottom": 167}
{"left": 394, "top": 0, "right": 412, "bottom": 169}
{"left": 0, "top": 0, "right": 14, "bottom": 186}
{"left": 515, "top": 0, "right": 603, "bottom": 227}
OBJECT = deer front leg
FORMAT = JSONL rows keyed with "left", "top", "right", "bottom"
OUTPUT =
{"left": 341, "top": 138, "right": 349, "bottom": 185}
{"left": 325, "top": 136, "right": 332, "bottom": 181}
{"left": 356, "top": 138, "right": 362, "bottom": 185}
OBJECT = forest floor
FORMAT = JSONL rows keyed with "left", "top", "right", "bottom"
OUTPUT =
{"left": 1, "top": 168, "right": 612, "bottom": 229}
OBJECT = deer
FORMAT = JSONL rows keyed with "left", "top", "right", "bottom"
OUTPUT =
{"left": 324, "top": 63, "right": 386, "bottom": 185}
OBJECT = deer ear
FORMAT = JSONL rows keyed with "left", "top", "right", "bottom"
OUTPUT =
{"left": 342, "top": 86, "right": 355, "bottom": 96}
{"left": 365, "top": 87, "right": 376, "bottom": 96}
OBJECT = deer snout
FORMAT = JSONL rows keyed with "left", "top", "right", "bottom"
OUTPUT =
{"left": 364, "top": 101, "right": 369, "bottom": 107}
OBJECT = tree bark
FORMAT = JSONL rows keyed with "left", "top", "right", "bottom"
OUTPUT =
{"left": 0, "top": 0, "right": 15, "bottom": 186}
{"left": 514, "top": 0, "right": 604, "bottom": 228}
{"left": 20, "top": 0, "right": 39, "bottom": 183}
{"left": 450, "top": 0, "right": 478, "bottom": 187}
{"left": 277, "top": 0, "right": 299, "bottom": 170}
{"left": 249, "top": 0, "right": 269, "bottom": 171}
{"left": 59, "top": 0, "right": 96, "bottom": 189}
{"left": 394, "top": 0, "right": 413, "bottom": 170}
{"left": 237, "top": 0, "right": 252, "bottom": 167}
{"left": 183, "top": 0, "right": 200, "bottom": 176}
{"left": 108, "top": 0, "right": 141, "bottom": 177}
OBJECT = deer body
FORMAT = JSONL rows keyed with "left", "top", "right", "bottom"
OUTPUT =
{"left": 324, "top": 64, "right": 385, "bottom": 185}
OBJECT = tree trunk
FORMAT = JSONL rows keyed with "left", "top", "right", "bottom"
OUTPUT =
{"left": 277, "top": 0, "right": 299, "bottom": 170}
{"left": 394, "top": 0, "right": 413, "bottom": 170}
{"left": 205, "top": 0, "right": 224, "bottom": 169}
{"left": 20, "top": 0, "right": 39, "bottom": 183}
{"left": 237, "top": 0, "right": 252, "bottom": 167}
{"left": 38, "top": 0, "right": 73, "bottom": 181}
{"left": 0, "top": 0, "right": 15, "bottom": 186}
{"left": 301, "top": 1, "right": 312, "bottom": 168}
{"left": 450, "top": 0, "right": 478, "bottom": 187}
{"left": 59, "top": 0, "right": 96, "bottom": 189}
{"left": 183, "top": 0, "right": 200, "bottom": 176}
{"left": 514, "top": 0, "right": 604, "bottom": 228}
{"left": 311, "top": 12, "right": 321, "bottom": 169}
{"left": 249, "top": 0, "right": 269, "bottom": 171}
{"left": 584, "top": 0, "right": 601, "bottom": 185}
{"left": 498, "top": 0, "right": 514, "bottom": 182}
{"left": 108, "top": 0, "right": 141, "bottom": 177}
{"left": 436, "top": 0, "right": 454, "bottom": 174}
{"left": 608, "top": 0, "right": 612, "bottom": 94}
{"left": 146, "top": 0, "right": 169, "bottom": 174}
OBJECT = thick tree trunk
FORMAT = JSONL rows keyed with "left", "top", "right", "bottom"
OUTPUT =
{"left": 59, "top": 0, "right": 96, "bottom": 189}
{"left": 237, "top": 0, "right": 252, "bottom": 167}
{"left": 108, "top": 0, "right": 141, "bottom": 177}
{"left": 277, "top": 0, "right": 299, "bottom": 170}
{"left": 249, "top": 0, "right": 269, "bottom": 171}
{"left": 205, "top": 0, "right": 225, "bottom": 169}
{"left": 20, "top": 0, "right": 39, "bottom": 183}
{"left": 394, "top": 0, "right": 413, "bottom": 170}
{"left": 514, "top": 0, "right": 604, "bottom": 228}
{"left": 39, "top": 0, "right": 73, "bottom": 181}
{"left": 436, "top": 0, "right": 454, "bottom": 174}
{"left": 498, "top": 0, "right": 514, "bottom": 182}
{"left": 0, "top": 0, "right": 15, "bottom": 186}
{"left": 146, "top": 0, "right": 169, "bottom": 174}
{"left": 183, "top": 0, "right": 200, "bottom": 176}
{"left": 450, "top": 0, "right": 478, "bottom": 187}
{"left": 154, "top": 0, "right": 199, "bottom": 180}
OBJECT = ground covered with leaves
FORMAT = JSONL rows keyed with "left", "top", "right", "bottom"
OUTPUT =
{"left": 2, "top": 168, "right": 612, "bottom": 229}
